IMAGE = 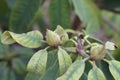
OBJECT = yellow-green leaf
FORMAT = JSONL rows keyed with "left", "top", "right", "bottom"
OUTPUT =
{"left": 40, "top": 50, "right": 60, "bottom": 80}
{"left": 1, "top": 30, "right": 43, "bottom": 48}
{"left": 108, "top": 60, "right": 120, "bottom": 80}
{"left": 88, "top": 67, "right": 106, "bottom": 80}
{"left": 1, "top": 31, "right": 15, "bottom": 44}
{"left": 58, "top": 47, "right": 72, "bottom": 75}
{"left": 27, "top": 49, "right": 48, "bottom": 75}
{"left": 54, "top": 25, "right": 69, "bottom": 43}
{"left": 56, "top": 60, "right": 85, "bottom": 80}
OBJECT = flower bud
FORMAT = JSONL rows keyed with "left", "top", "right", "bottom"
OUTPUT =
{"left": 54, "top": 25, "right": 69, "bottom": 43}
{"left": 90, "top": 44, "right": 106, "bottom": 61}
{"left": 46, "top": 29, "right": 61, "bottom": 47}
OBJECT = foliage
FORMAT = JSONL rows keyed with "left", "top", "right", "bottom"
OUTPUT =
{"left": 0, "top": 31, "right": 34, "bottom": 80}
{"left": 0, "top": 0, "right": 120, "bottom": 80}
{"left": 1, "top": 25, "right": 119, "bottom": 80}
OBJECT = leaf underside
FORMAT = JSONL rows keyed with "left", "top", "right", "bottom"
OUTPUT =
{"left": 1, "top": 30, "right": 43, "bottom": 48}
{"left": 109, "top": 60, "right": 120, "bottom": 80}
{"left": 88, "top": 67, "right": 106, "bottom": 80}
{"left": 56, "top": 60, "right": 85, "bottom": 80}
{"left": 27, "top": 49, "right": 48, "bottom": 75}
{"left": 58, "top": 47, "right": 72, "bottom": 75}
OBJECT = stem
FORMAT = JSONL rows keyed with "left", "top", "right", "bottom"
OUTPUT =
{"left": 106, "top": 50, "right": 115, "bottom": 60}
{"left": 90, "top": 61, "right": 97, "bottom": 67}
{"left": 60, "top": 46, "right": 76, "bottom": 53}
{"left": 84, "top": 35, "right": 92, "bottom": 46}
{"left": 85, "top": 43, "right": 100, "bottom": 49}
{"left": 76, "top": 35, "right": 89, "bottom": 58}
{"left": 86, "top": 39, "right": 92, "bottom": 45}
{"left": 45, "top": 46, "right": 50, "bottom": 50}
{"left": 83, "top": 57, "right": 90, "bottom": 62}
{"left": 70, "top": 39, "right": 77, "bottom": 46}
{"left": 78, "top": 50, "right": 89, "bottom": 58}
{"left": 65, "top": 29, "right": 76, "bottom": 34}
{"left": 103, "top": 59, "right": 109, "bottom": 63}
{"left": 82, "top": 39, "right": 85, "bottom": 45}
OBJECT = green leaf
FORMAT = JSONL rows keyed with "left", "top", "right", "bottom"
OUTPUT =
{"left": 108, "top": 60, "right": 120, "bottom": 80}
{"left": 56, "top": 60, "right": 85, "bottom": 80}
{"left": 28, "top": 8, "right": 46, "bottom": 30}
{"left": 25, "top": 72, "right": 41, "bottom": 80}
{"left": 62, "top": 39, "right": 76, "bottom": 47}
{"left": 49, "top": 0, "right": 71, "bottom": 29}
{"left": 54, "top": 25, "right": 69, "bottom": 43}
{"left": 0, "top": 63, "right": 8, "bottom": 80}
{"left": 0, "top": 0, "right": 10, "bottom": 26}
{"left": 80, "top": 73, "right": 88, "bottom": 80}
{"left": 7, "top": 70, "right": 16, "bottom": 80}
{"left": 1, "top": 30, "right": 43, "bottom": 48}
{"left": 0, "top": 63, "right": 16, "bottom": 80}
{"left": 58, "top": 47, "right": 72, "bottom": 75}
{"left": 12, "top": 58, "right": 26, "bottom": 75}
{"left": 72, "top": 0, "right": 101, "bottom": 34}
{"left": 6, "top": 0, "right": 16, "bottom": 8}
{"left": 102, "top": 0, "right": 120, "bottom": 9}
{"left": 80, "top": 61, "right": 93, "bottom": 80}
{"left": 9, "top": 0, "right": 42, "bottom": 33}
{"left": 27, "top": 49, "right": 48, "bottom": 75}
{"left": 34, "top": 9, "right": 46, "bottom": 31}
{"left": 96, "top": 61, "right": 114, "bottom": 80}
{"left": 0, "top": 31, "right": 9, "bottom": 58}
{"left": 40, "top": 50, "right": 59, "bottom": 80}
{"left": 0, "top": 0, "right": 9, "bottom": 15}
{"left": 13, "top": 46, "right": 34, "bottom": 58}
{"left": 87, "top": 35, "right": 103, "bottom": 44}
{"left": 65, "top": 47, "right": 76, "bottom": 53}
{"left": 88, "top": 66, "right": 106, "bottom": 80}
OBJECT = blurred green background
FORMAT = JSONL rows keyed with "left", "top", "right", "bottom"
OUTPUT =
{"left": 0, "top": 0, "right": 120, "bottom": 80}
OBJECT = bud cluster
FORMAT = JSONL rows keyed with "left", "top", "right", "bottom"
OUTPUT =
{"left": 45, "top": 25, "right": 69, "bottom": 47}
{"left": 90, "top": 41, "right": 116, "bottom": 61}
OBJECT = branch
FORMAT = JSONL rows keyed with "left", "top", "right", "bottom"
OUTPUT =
{"left": 76, "top": 35, "right": 89, "bottom": 58}
{"left": 76, "top": 44, "right": 89, "bottom": 58}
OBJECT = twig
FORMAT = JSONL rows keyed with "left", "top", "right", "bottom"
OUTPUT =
{"left": 102, "top": 18, "right": 120, "bottom": 34}
{"left": 106, "top": 50, "right": 115, "bottom": 60}
{"left": 83, "top": 57, "right": 90, "bottom": 62}
{"left": 103, "top": 59, "right": 109, "bottom": 63}
{"left": 76, "top": 35, "right": 89, "bottom": 58}
{"left": 77, "top": 47, "right": 89, "bottom": 58}
{"left": 60, "top": 46, "right": 76, "bottom": 53}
